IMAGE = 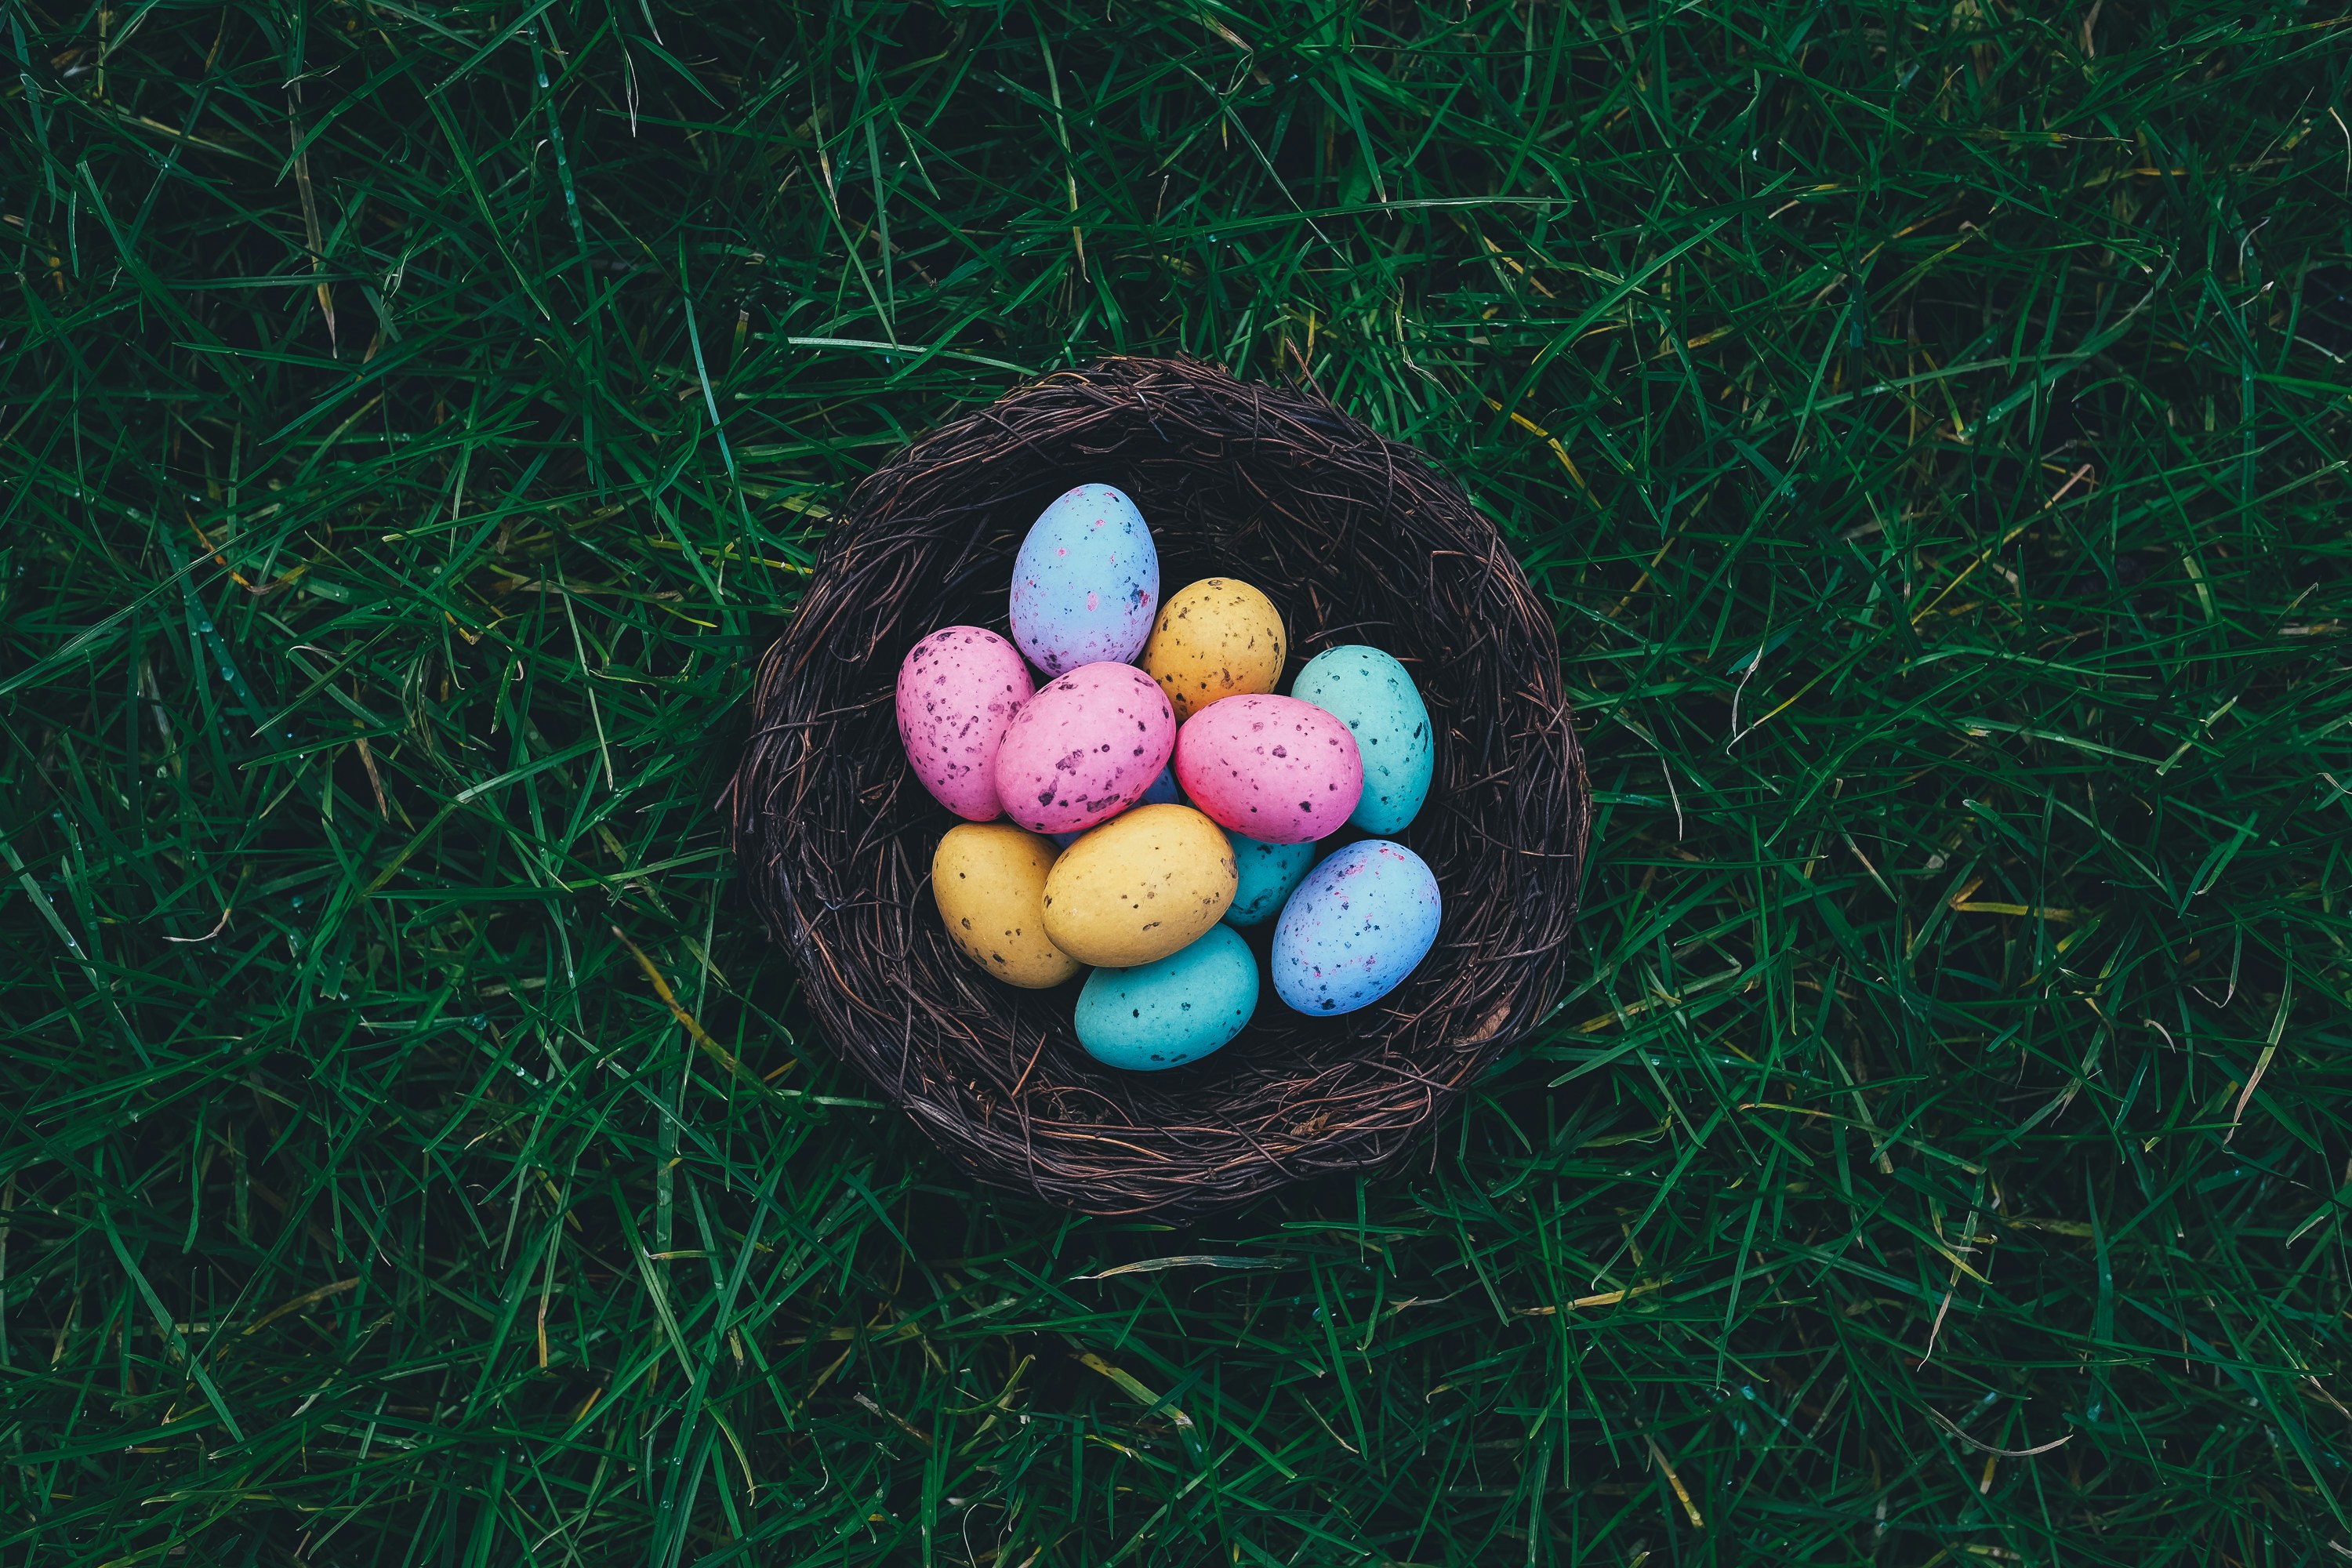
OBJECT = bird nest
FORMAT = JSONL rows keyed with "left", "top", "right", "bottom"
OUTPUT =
{"left": 728, "top": 356, "right": 1588, "bottom": 1217}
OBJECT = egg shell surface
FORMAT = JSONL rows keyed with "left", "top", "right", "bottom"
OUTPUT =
{"left": 931, "top": 823, "right": 1083, "bottom": 989}
{"left": 1008, "top": 484, "right": 1160, "bottom": 676}
{"left": 1272, "top": 840, "right": 1442, "bottom": 1015}
{"left": 1224, "top": 832, "right": 1316, "bottom": 927}
{"left": 1173, "top": 694, "right": 1363, "bottom": 844}
{"left": 1074, "top": 925, "right": 1259, "bottom": 1071}
{"left": 895, "top": 626, "right": 1035, "bottom": 820}
{"left": 1139, "top": 578, "right": 1288, "bottom": 720}
{"left": 1051, "top": 765, "right": 1182, "bottom": 848}
{"left": 1290, "top": 645, "right": 1436, "bottom": 834}
{"left": 993, "top": 662, "right": 1176, "bottom": 836}
{"left": 1040, "top": 804, "right": 1236, "bottom": 967}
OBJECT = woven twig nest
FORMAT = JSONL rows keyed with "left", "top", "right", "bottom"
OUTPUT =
{"left": 728, "top": 357, "right": 1588, "bottom": 1217}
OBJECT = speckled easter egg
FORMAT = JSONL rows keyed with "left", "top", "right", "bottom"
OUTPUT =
{"left": 1008, "top": 484, "right": 1160, "bottom": 676}
{"left": 1223, "top": 832, "right": 1316, "bottom": 928}
{"left": 1040, "top": 804, "right": 1236, "bottom": 967}
{"left": 1272, "top": 840, "right": 1442, "bottom": 1015}
{"left": 1138, "top": 578, "right": 1287, "bottom": 721}
{"left": 895, "top": 626, "right": 1035, "bottom": 820}
{"left": 1290, "top": 645, "right": 1435, "bottom": 834}
{"left": 993, "top": 662, "right": 1176, "bottom": 837}
{"left": 1074, "top": 925, "right": 1259, "bottom": 1071}
{"left": 931, "top": 823, "right": 1082, "bottom": 989}
{"left": 1173, "top": 694, "right": 1363, "bottom": 845}
{"left": 1051, "top": 765, "right": 1183, "bottom": 848}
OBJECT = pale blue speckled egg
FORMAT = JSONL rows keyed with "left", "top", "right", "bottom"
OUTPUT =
{"left": 1272, "top": 840, "right": 1441, "bottom": 1015}
{"left": 1223, "top": 832, "right": 1316, "bottom": 927}
{"left": 1008, "top": 484, "right": 1160, "bottom": 677}
{"left": 1075, "top": 924, "right": 1260, "bottom": 1071}
{"left": 1291, "top": 645, "right": 1435, "bottom": 835}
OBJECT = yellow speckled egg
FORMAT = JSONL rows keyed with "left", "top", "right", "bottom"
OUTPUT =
{"left": 1139, "top": 578, "right": 1288, "bottom": 721}
{"left": 931, "top": 823, "right": 1083, "bottom": 989}
{"left": 1040, "top": 804, "right": 1238, "bottom": 967}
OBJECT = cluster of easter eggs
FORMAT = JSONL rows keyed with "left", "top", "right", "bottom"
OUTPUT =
{"left": 897, "top": 484, "right": 1440, "bottom": 1073}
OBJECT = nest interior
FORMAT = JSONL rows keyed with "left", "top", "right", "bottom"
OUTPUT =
{"left": 730, "top": 357, "right": 1588, "bottom": 1217}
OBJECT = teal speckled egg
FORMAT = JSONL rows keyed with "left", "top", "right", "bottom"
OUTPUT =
{"left": 1223, "top": 831, "right": 1316, "bottom": 927}
{"left": 1290, "top": 645, "right": 1435, "bottom": 834}
{"left": 1074, "top": 925, "right": 1259, "bottom": 1071}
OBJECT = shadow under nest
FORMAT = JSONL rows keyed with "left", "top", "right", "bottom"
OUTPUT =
{"left": 729, "top": 357, "right": 1588, "bottom": 1218}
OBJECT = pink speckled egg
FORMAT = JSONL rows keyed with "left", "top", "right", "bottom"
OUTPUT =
{"left": 993, "top": 662, "right": 1177, "bottom": 836}
{"left": 1174, "top": 694, "right": 1363, "bottom": 844}
{"left": 895, "top": 626, "right": 1035, "bottom": 821}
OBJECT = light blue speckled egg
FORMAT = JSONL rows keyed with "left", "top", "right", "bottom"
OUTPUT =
{"left": 1290, "top": 645, "right": 1435, "bottom": 835}
{"left": 1075, "top": 924, "right": 1260, "bottom": 1071}
{"left": 1272, "top": 840, "right": 1441, "bottom": 1016}
{"left": 1223, "top": 831, "right": 1316, "bottom": 927}
{"left": 1009, "top": 484, "right": 1159, "bottom": 677}
{"left": 1053, "top": 766, "right": 1181, "bottom": 848}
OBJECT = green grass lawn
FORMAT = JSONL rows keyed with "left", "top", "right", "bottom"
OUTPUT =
{"left": 6, "top": 1, "right": 2352, "bottom": 1562}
